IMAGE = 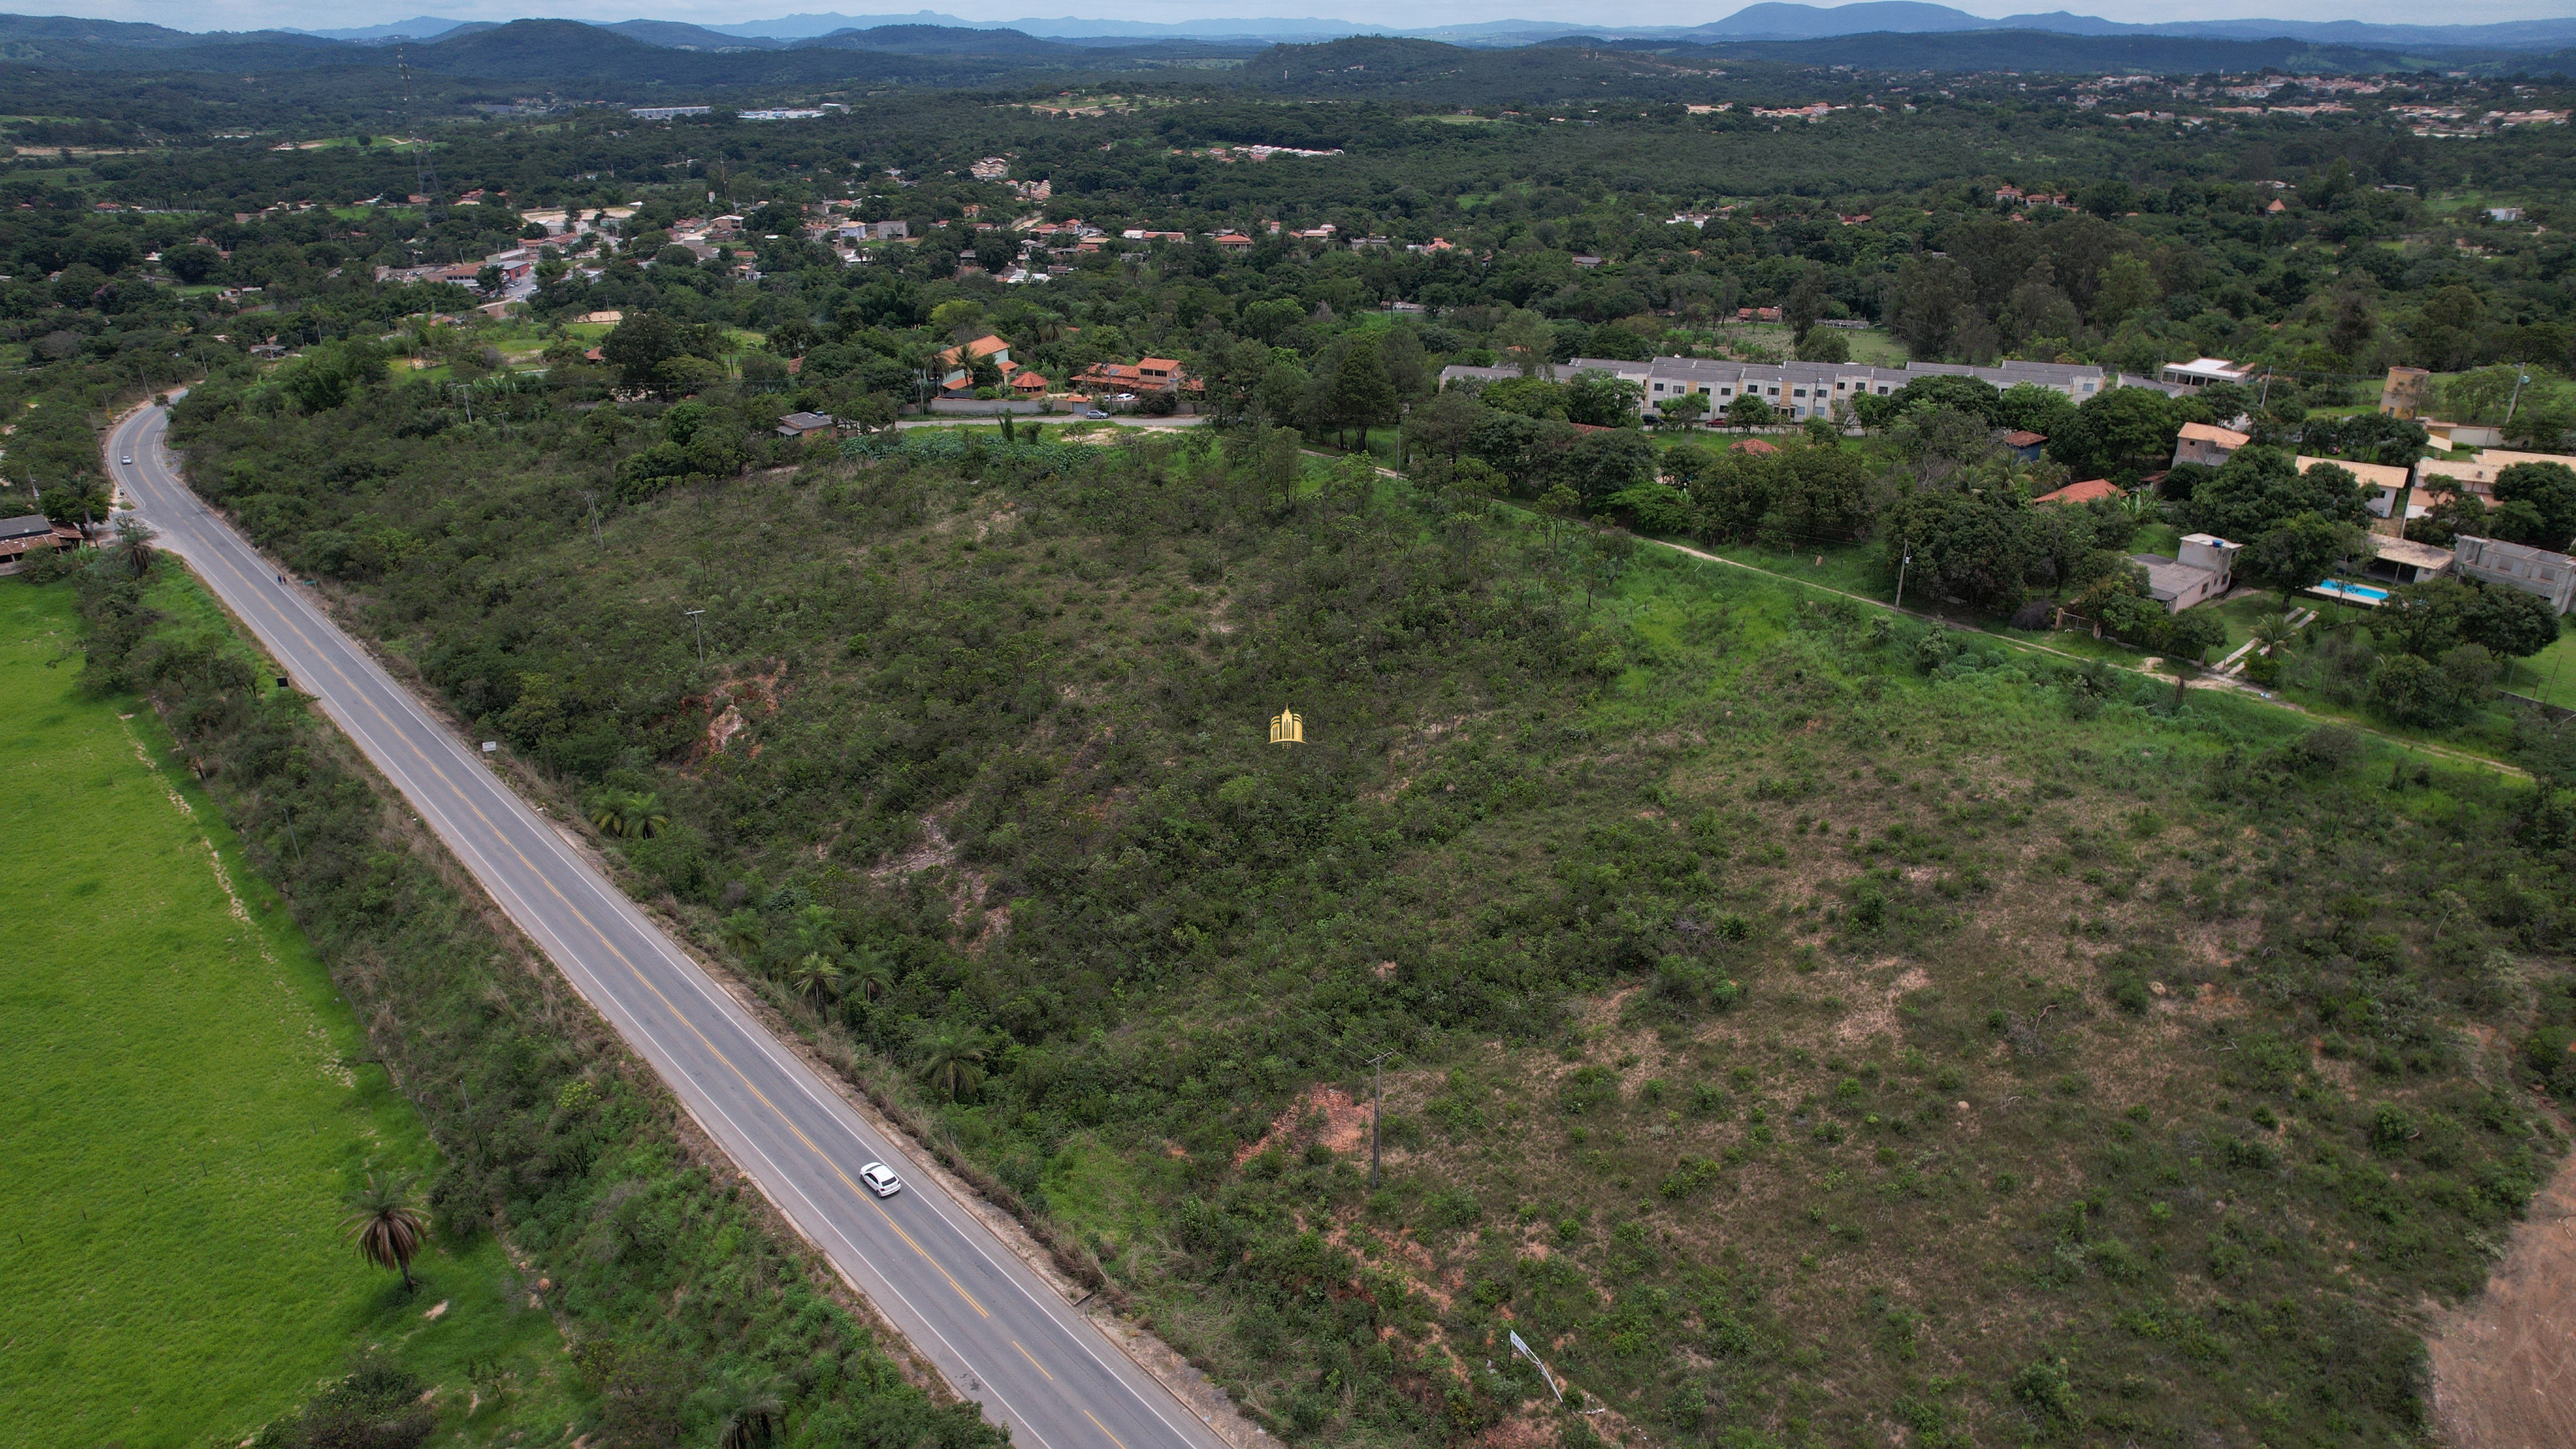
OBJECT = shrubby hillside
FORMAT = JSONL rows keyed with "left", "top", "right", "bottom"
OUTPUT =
{"left": 165, "top": 370, "right": 2576, "bottom": 1448}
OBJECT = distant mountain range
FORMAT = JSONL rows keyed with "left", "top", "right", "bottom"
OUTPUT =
{"left": 0, "top": 3, "right": 2566, "bottom": 95}
{"left": 276, "top": 4, "right": 2576, "bottom": 51}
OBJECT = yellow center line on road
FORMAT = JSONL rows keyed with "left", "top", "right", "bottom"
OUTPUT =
{"left": 1013, "top": 1339, "right": 1055, "bottom": 1381}
{"left": 1083, "top": 1408, "right": 1132, "bottom": 1449}
{"left": 1082, "top": 1402, "right": 1133, "bottom": 1444}
{"left": 161, "top": 438, "right": 994, "bottom": 1321}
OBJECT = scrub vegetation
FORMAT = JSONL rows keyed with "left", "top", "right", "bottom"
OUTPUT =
{"left": 138, "top": 384, "right": 2576, "bottom": 1445}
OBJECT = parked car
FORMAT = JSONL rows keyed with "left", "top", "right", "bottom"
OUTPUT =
{"left": 859, "top": 1162, "right": 903, "bottom": 1198}
{"left": 1084, "top": 409, "right": 1111, "bottom": 419}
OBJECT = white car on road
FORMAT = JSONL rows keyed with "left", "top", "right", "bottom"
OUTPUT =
{"left": 859, "top": 1161, "right": 903, "bottom": 1198}
{"left": 121, "top": 455, "right": 132, "bottom": 465}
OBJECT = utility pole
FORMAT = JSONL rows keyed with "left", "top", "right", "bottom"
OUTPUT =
{"left": 685, "top": 608, "right": 707, "bottom": 668}
{"left": 1365, "top": 1050, "right": 1392, "bottom": 1190}
{"left": 581, "top": 489, "right": 604, "bottom": 549}
{"left": 1893, "top": 539, "right": 1911, "bottom": 612}
{"left": 2505, "top": 368, "right": 2531, "bottom": 428}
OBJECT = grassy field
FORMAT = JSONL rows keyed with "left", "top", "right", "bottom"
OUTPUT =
{"left": 2504, "top": 625, "right": 2576, "bottom": 708}
{"left": 0, "top": 576, "right": 579, "bottom": 1448}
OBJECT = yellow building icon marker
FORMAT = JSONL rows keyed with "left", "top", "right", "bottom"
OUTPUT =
{"left": 1269, "top": 707, "right": 1305, "bottom": 745}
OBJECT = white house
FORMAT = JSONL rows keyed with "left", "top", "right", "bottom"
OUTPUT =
{"left": 2158, "top": 357, "right": 2254, "bottom": 389}
{"left": 2129, "top": 533, "right": 2241, "bottom": 612}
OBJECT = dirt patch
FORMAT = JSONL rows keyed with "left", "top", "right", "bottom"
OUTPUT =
{"left": 2427, "top": 1126, "right": 2576, "bottom": 1449}
{"left": 1235, "top": 1084, "right": 1372, "bottom": 1164}
{"left": 1832, "top": 963, "right": 1925, "bottom": 1046}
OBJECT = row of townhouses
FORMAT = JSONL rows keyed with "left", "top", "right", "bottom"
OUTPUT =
{"left": 1436, "top": 356, "right": 2109, "bottom": 421}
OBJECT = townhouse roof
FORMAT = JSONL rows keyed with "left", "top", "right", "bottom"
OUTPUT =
{"left": 2294, "top": 454, "right": 2409, "bottom": 494}
{"left": 2177, "top": 421, "right": 2251, "bottom": 449}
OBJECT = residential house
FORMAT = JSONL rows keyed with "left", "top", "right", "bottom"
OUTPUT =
{"left": 0, "top": 513, "right": 81, "bottom": 574}
{"left": 1642, "top": 357, "right": 2105, "bottom": 425}
{"left": 2415, "top": 448, "right": 2576, "bottom": 519}
{"left": 2158, "top": 357, "right": 2254, "bottom": 389}
{"left": 2033, "top": 479, "right": 2124, "bottom": 506}
{"left": 1071, "top": 357, "right": 1185, "bottom": 395}
{"left": 2172, "top": 421, "right": 2251, "bottom": 469}
{"left": 775, "top": 411, "right": 837, "bottom": 439}
{"left": 2454, "top": 535, "right": 2576, "bottom": 614}
{"left": 936, "top": 334, "right": 1013, "bottom": 392}
{"left": 2420, "top": 420, "right": 2505, "bottom": 449}
{"left": 1009, "top": 370, "right": 1051, "bottom": 397}
{"left": 2001, "top": 429, "right": 2047, "bottom": 463}
{"left": 1439, "top": 357, "right": 2111, "bottom": 426}
{"left": 2302, "top": 455, "right": 2413, "bottom": 527}
{"left": 2359, "top": 535, "right": 2457, "bottom": 586}
{"left": 1211, "top": 232, "right": 1254, "bottom": 252}
{"left": 2379, "top": 365, "right": 2430, "bottom": 419}
{"left": 2129, "top": 533, "right": 2241, "bottom": 613}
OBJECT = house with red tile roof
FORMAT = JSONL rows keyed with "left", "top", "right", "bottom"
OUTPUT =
{"left": 2033, "top": 478, "right": 2125, "bottom": 506}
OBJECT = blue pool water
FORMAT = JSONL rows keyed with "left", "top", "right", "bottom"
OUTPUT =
{"left": 2312, "top": 578, "right": 2390, "bottom": 604}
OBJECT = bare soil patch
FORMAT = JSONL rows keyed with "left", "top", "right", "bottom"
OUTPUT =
{"left": 2429, "top": 1127, "right": 2576, "bottom": 1449}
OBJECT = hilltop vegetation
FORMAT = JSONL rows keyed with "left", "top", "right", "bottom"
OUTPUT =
{"left": 155, "top": 366, "right": 2576, "bottom": 1445}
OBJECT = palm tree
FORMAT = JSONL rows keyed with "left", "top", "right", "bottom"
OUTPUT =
{"left": 587, "top": 790, "right": 669, "bottom": 840}
{"left": 718, "top": 908, "right": 765, "bottom": 957}
{"left": 116, "top": 518, "right": 155, "bottom": 576}
{"left": 789, "top": 952, "right": 842, "bottom": 1005}
{"left": 616, "top": 792, "right": 668, "bottom": 839}
{"left": 2249, "top": 612, "right": 2298, "bottom": 658}
{"left": 587, "top": 789, "right": 631, "bottom": 835}
{"left": 343, "top": 1172, "right": 427, "bottom": 1290}
{"left": 914, "top": 1026, "right": 991, "bottom": 1102}
{"left": 792, "top": 903, "right": 840, "bottom": 959}
{"left": 713, "top": 1376, "right": 785, "bottom": 1449}
{"left": 844, "top": 947, "right": 895, "bottom": 1003}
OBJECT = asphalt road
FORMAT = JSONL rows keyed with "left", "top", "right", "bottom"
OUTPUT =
{"left": 109, "top": 401, "right": 1231, "bottom": 1449}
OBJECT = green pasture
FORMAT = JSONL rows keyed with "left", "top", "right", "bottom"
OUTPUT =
{"left": 0, "top": 577, "right": 577, "bottom": 1447}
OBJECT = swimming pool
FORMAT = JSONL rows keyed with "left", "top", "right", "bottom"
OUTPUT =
{"left": 2311, "top": 578, "right": 2390, "bottom": 605}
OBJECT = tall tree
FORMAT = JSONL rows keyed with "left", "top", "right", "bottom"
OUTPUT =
{"left": 1325, "top": 337, "right": 1396, "bottom": 451}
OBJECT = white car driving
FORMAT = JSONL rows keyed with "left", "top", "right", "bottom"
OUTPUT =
{"left": 121, "top": 455, "right": 132, "bottom": 465}
{"left": 859, "top": 1161, "right": 903, "bottom": 1198}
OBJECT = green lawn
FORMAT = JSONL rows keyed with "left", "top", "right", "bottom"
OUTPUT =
{"left": 2206, "top": 589, "right": 2302, "bottom": 658}
{"left": 0, "top": 577, "right": 579, "bottom": 1447}
{"left": 2503, "top": 624, "right": 2576, "bottom": 708}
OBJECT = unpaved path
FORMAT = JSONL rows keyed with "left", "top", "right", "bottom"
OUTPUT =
{"left": 2429, "top": 1138, "right": 2576, "bottom": 1449}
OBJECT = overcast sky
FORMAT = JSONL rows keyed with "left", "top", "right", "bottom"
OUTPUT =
{"left": 70, "top": 0, "right": 2576, "bottom": 33}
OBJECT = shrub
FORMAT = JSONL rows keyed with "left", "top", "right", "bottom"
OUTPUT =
{"left": 2008, "top": 1357, "right": 2079, "bottom": 1423}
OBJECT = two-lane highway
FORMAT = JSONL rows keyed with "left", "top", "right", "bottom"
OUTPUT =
{"left": 108, "top": 401, "right": 1231, "bottom": 1449}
